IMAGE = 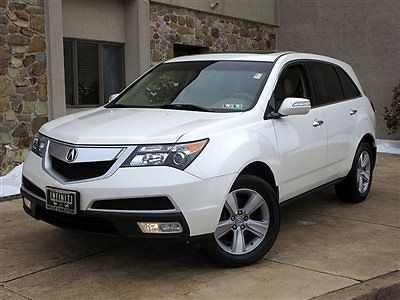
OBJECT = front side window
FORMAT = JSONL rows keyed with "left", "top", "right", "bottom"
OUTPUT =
{"left": 64, "top": 39, "right": 124, "bottom": 107}
{"left": 307, "top": 62, "right": 343, "bottom": 106}
{"left": 109, "top": 61, "right": 273, "bottom": 112}
{"left": 272, "top": 64, "right": 310, "bottom": 111}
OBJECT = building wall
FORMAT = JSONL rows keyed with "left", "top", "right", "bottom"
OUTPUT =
{"left": 0, "top": 0, "right": 48, "bottom": 175}
{"left": 62, "top": 0, "right": 126, "bottom": 43}
{"left": 152, "top": 0, "right": 278, "bottom": 26}
{"left": 278, "top": 0, "right": 400, "bottom": 140}
{"left": 0, "top": 0, "right": 279, "bottom": 175}
{"left": 150, "top": 3, "right": 277, "bottom": 65}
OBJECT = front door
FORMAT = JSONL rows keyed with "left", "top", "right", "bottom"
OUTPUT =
{"left": 271, "top": 63, "right": 328, "bottom": 201}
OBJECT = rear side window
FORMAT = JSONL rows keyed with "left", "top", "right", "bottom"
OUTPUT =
{"left": 307, "top": 62, "right": 343, "bottom": 106}
{"left": 335, "top": 67, "right": 361, "bottom": 99}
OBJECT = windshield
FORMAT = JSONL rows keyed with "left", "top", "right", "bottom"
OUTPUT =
{"left": 108, "top": 61, "right": 273, "bottom": 112}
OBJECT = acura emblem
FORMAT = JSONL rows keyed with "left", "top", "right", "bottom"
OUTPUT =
{"left": 66, "top": 148, "right": 78, "bottom": 162}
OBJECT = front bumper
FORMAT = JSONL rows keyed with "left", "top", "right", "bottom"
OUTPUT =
{"left": 22, "top": 152, "right": 237, "bottom": 237}
{"left": 22, "top": 189, "right": 192, "bottom": 240}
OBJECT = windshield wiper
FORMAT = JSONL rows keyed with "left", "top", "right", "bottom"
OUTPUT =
{"left": 158, "top": 104, "right": 212, "bottom": 112}
{"left": 109, "top": 103, "right": 135, "bottom": 108}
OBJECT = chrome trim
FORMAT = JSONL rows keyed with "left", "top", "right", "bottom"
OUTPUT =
{"left": 350, "top": 109, "right": 358, "bottom": 116}
{"left": 43, "top": 139, "right": 136, "bottom": 184}
{"left": 48, "top": 141, "right": 124, "bottom": 163}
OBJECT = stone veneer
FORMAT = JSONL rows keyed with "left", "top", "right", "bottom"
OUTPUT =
{"left": 150, "top": 3, "right": 277, "bottom": 65}
{"left": 0, "top": 0, "right": 47, "bottom": 175}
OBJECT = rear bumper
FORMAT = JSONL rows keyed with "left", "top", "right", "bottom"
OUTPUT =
{"left": 21, "top": 188, "right": 205, "bottom": 241}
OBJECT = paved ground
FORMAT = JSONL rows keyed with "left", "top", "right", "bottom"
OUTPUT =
{"left": 1, "top": 154, "right": 399, "bottom": 300}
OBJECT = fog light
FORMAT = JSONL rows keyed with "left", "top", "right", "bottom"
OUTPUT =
{"left": 137, "top": 222, "right": 183, "bottom": 234}
{"left": 23, "top": 198, "right": 31, "bottom": 209}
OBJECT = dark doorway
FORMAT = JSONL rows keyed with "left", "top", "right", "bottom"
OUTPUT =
{"left": 173, "top": 44, "right": 209, "bottom": 57}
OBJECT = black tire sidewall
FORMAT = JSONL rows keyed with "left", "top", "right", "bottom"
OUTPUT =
{"left": 203, "top": 174, "right": 280, "bottom": 267}
{"left": 346, "top": 142, "right": 374, "bottom": 201}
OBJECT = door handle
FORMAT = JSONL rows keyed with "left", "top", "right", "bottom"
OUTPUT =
{"left": 312, "top": 119, "right": 324, "bottom": 127}
{"left": 350, "top": 109, "right": 358, "bottom": 116}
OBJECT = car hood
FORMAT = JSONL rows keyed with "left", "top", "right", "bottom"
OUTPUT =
{"left": 40, "top": 107, "right": 240, "bottom": 145}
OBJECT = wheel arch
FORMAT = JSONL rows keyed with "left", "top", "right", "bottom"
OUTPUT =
{"left": 359, "top": 133, "right": 377, "bottom": 168}
{"left": 237, "top": 161, "right": 279, "bottom": 198}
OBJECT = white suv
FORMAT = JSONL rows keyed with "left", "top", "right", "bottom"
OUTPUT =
{"left": 21, "top": 52, "right": 376, "bottom": 267}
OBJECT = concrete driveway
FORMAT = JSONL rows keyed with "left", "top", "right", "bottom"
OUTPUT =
{"left": 1, "top": 154, "right": 399, "bottom": 299}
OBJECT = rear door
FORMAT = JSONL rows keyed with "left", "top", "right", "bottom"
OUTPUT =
{"left": 271, "top": 63, "right": 328, "bottom": 200}
{"left": 306, "top": 62, "right": 359, "bottom": 181}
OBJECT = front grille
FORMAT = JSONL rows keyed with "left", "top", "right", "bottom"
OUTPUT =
{"left": 36, "top": 205, "right": 118, "bottom": 234}
{"left": 91, "top": 197, "right": 175, "bottom": 211}
{"left": 51, "top": 156, "right": 116, "bottom": 181}
{"left": 22, "top": 176, "right": 46, "bottom": 199}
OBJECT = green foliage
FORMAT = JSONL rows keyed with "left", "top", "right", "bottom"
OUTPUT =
{"left": 383, "top": 82, "right": 400, "bottom": 135}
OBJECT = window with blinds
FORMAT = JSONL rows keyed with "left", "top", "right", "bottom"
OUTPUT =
{"left": 63, "top": 39, "right": 124, "bottom": 107}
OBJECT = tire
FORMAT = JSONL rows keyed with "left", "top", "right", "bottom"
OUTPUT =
{"left": 201, "top": 175, "right": 280, "bottom": 267}
{"left": 335, "top": 142, "right": 374, "bottom": 203}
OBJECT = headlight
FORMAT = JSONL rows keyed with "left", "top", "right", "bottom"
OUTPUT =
{"left": 31, "top": 133, "right": 48, "bottom": 157}
{"left": 124, "top": 139, "right": 208, "bottom": 170}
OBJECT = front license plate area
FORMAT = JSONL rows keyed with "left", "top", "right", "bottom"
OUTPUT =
{"left": 46, "top": 187, "right": 79, "bottom": 215}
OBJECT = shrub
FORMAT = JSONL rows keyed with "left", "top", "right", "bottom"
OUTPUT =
{"left": 383, "top": 82, "right": 400, "bottom": 135}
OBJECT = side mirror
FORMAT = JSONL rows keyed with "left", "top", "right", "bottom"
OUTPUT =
{"left": 278, "top": 97, "right": 311, "bottom": 116}
{"left": 108, "top": 93, "right": 120, "bottom": 103}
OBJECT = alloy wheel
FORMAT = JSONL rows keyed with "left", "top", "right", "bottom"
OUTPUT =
{"left": 215, "top": 189, "right": 270, "bottom": 255}
{"left": 357, "top": 150, "right": 371, "bottom": 194}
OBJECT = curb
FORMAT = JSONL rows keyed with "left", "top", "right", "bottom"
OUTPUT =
{"left": 314, "top": 271, "right": 400, "bottom": 300}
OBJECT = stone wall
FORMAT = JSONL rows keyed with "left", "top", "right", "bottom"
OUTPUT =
{"left": 0, "top": 0, "right": 47, "bottom": 175}
{"left": 150, "top": 3, "right": 277, "bottom": 65}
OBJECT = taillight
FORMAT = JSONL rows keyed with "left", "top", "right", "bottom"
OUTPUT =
{"left": 369, "top": 99, "right": 376, "bottom": 112}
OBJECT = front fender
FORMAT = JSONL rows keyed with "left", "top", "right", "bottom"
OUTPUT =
{"left": 185, "top": 120, "right": 280, "bottom": 182}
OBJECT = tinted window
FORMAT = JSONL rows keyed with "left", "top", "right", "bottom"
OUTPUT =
{"left": 273, "top": 64, "right": 310, "bottom": 110}
{"left": 307, "top": 62, "right": 343, "bottom": 105}
{"left": 335, "top": 67, "right": 361, "bottom": 99}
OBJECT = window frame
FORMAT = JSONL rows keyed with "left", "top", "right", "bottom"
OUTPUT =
{"left": 63, "top": 37, "right": 125, "bottom": 108}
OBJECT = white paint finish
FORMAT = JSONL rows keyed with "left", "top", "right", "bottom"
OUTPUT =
{"left": 324, "top": 97, "right": 376, "bottom": 181}
{"left": 23, "top": 53, "right": 376, "bottom": 237}
{"left": 45, "top": 0, "right": 66, "bottom": 119}
{"left": 166, "top": 52, "right": 286, "bottom": 63}
{"left": 62, "top": 0, "right": 126, "bottom": 43}
{"left": 23, "top": 153, "right": 236, "bottom": 236}
{"left": 152, "top": 0, "right": 278, "bottom": 26}
{"left": 322, "top": 99, "right": 358, "bottom": 179}
{"left": 272, "top": 107, "right": 327, "bottom": 200}
{"left": 277, "top": 97, "right": 311, "bottom": 116}
{"left": 40, "top": 107, "right": 240, "bottom": 145}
